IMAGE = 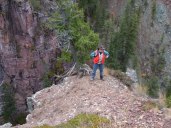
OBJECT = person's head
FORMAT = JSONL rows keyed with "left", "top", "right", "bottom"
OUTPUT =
{"left": 98, "top": 46, "right": 104, "bottom": 52}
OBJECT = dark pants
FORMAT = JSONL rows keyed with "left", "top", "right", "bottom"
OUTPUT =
{"left": 91, "top": 64, "right": 104, "bottom": 79}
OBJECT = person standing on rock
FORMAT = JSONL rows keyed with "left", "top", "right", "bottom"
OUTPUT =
{"left": 90, "top": 46, "right": 109, "bottom": 81}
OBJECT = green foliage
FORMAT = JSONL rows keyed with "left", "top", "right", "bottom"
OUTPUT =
{"left": 107, "top": 0, "right": 141, "bottom": 71}
{"left": 34, "top": 125, "right": 53, "bottom": 128}
{"left": 46, "top": 0, "right": 99, "bottom": 64}
{"left": 150, "top": 47, "right": 166, "bottom": 77}
{"left": 13, "top": 113, "right": 27, "bottom": 125}
{"left": 42, "top": 59, "right": 66, "bottom": 88}
{"left": 78, "top": 0, "right": 108, "bottom": 27}
{"left": 145, "top": 44, "right": 166, "bottom": 99}
{"left": 78, "top": 0, "right": 110, "bottom": 47}
{"left": 151, "top": 55, "right": 166, "bottom": 76}
{"left": 1, "top": 83, "right": 27, "bottom": 125}
{"left": 78, "top": 0, "right": 100, "bottom": 19}
{"left": 145, "top": 76, "right": 159, "bottom": 98}
{"left": 166, "top": 95, "right": 171, "bottom": 108}
{"left": 101, "top": 18, "right": 115, "bottom": 49}
{"left": 61, "top": 52, "right": 71, "bottom": 62}
{"left": 92, "top": 0, "right": 109, "bottom": 32}
{"left": 151, "top": 0, "right": 156, "bottom": 21}
{"left": 34, "top": 113, "right": 110, "bottom": 128}
{"left": 166, "top": 81, "right": 171, "bottom": 107}
{"left": 2, "top": 83, "right": 16, "bottom": 123}
{"left": 42, "top": 73, "right": 53, "bottom": 88}
{"left": 166, "top": 81, "right": 171, "bottom": 97}
{"left": 54, "top": 60, "right": 64, "bottom": 75}
{"left": 29, "top": 0, "right": 41, "bottom": 11}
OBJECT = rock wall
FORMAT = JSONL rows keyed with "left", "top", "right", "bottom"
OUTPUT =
{"left": 108, "top": 0, "right": 171, "bottom": 85}
{"left": 136, "top": 0, "right": 171, "bottom": 84}
{"left": 0, "top": 0, "right": 59, "bottom": 118}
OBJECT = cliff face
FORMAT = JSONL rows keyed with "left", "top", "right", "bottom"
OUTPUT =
{"left": 0, "top": 0, "right": 59, "bottom": 117}
{"left": 137, "top": 0, "right": 171, "bottom": 79}
{"left": 108, "top": 0, "right": 171, "bottom": 85}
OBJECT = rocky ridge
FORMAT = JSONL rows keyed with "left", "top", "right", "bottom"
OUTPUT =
{"left": 14, "top": 75, "right": 171, "bottom": 128}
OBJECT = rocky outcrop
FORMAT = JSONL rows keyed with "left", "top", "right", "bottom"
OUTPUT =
{"left": 0, "top": 123, "right": 12, "bottom": 128}
{"left": 0, "top": 0, "right": 59, "bottom": 118}
{"left": 14, "top": 76, "right": 171, "bottom": 128}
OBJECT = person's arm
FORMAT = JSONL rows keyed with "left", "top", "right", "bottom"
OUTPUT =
{"left": 104, "top": 50, "right": 109, "bottom": 58}
{"left": 90, "top": 50, "right": 98, "bottom": 58}
{"left": 90, "top": 51, "right": 95, "bottom": 58}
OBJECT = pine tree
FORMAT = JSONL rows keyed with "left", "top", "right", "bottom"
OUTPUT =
{"left": 107, "top": 0, "right": 140, "bottom": 71}
{"left": 46, "top": 0, "right": 99, "bottom": 64}
{"left": 2, "top": 83, "right": 16, "bottom": 123}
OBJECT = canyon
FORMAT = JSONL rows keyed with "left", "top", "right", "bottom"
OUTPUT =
{"left": 0, "top": 0, "right": 171, "bottom": 126}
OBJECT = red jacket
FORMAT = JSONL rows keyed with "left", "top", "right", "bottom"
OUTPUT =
{"left": 93, "top": 50, "right": 106, "bottom": 64}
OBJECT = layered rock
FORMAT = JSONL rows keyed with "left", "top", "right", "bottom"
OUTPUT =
{"left": 0, "top": 0, "right": 59, "bottom": 119}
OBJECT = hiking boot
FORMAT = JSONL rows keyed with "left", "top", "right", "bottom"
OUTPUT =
{"left": 100, "top": 76, "right": 104, "bottom": 81}
{"left": 100, "top": 78, "right": 105, "bottom": 81}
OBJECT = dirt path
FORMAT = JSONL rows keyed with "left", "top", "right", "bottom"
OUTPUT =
{"left": 15, "top": 76, "right": 171, "bottom": 128}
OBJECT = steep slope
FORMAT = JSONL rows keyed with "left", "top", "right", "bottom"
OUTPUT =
{"left": 0, "top": 0, "right": 59, "bottom": 118}
{"left": 15, "top": 75, "right": 171, "bottom": 128}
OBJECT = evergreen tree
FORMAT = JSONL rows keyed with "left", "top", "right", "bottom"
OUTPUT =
{"left": 78, "top": 0, "right": 108, "bottom": 32}
{"left": 46, "top": 0, "right": 99, "bottom": 64}
{"left": 2, "top": 83, "right": 16, "bottom": 123}
{"left": 107, "top": 0, "right": 140, "bottom": 71}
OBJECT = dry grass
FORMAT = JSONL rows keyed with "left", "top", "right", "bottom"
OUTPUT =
{"left": 142, "top": 100, "right": 157, "bottom": 111}
{"left": 158, "top": 92, "right": 167, "bottom": 108}
{"left": 104, "top": 68, "right": 110, "bottom": 76}
{"left": 135, "top": 84, "right": 148, "bottom": 96}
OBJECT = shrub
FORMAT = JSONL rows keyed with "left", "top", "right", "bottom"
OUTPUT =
{"left": 78, "top": 0, "right": 108, "bottom": 32}
{"left": 146, "top": 76, "right": 159, "bottom": 98}
{"left": 151, "top": 0, "right": 156, "bottom": 21}
{"left": 42, "top": 73, "right": 53, "bottom": 88}
{"left": 59, "top": 51, "right": 72, "bottom": 63}
{"left": 1, "top": 83, "right": 16, "bottom": 124}
{"left": 46, "top": 0, "right": 99, "bottom": 64}
{"left": 166, "top": 95, "right": 171, "bottom": 108}
{"left": 151, "top": 53, "right": 166, "bottom": 76}
{"left": 166, "top": 81, "right": 171, "bottom": 107}
{"left": 13, "top": 113, "right": 27, "bottom": 125}
{"left": 34, "top": 113, "right": 110, "bottom": 128}
{"left": 29, "top": 0, "right": 41, "bottom": 11}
